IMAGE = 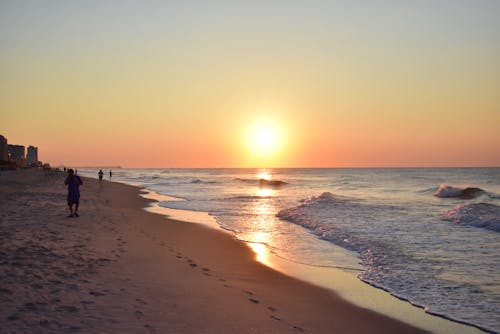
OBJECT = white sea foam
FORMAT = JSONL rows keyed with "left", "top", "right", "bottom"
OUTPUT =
{"left": 76, "top": 167, "right": 500, "bottom": 333}
{"left": 434, "top": 183, "right": 484, "bottom": 199}
{"left": 277, "top": 187, "right": 499, "bottom": 333}
{"left": 441, "top": 202, "right": 500, "bottom": 232}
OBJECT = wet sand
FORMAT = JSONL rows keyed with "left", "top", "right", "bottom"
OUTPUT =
{"left": 0, "top": 169, "right": 430, "bottom": 333}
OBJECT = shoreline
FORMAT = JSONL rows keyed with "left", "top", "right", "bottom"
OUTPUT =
{"left": 140, "top": 187, "right": 487, "bottom": 334}
{"left": 0, "top": 169, "right": 485, "bottom": 333}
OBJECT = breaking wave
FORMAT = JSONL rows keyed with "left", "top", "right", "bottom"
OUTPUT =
{"left": 441, "top": 203, "right": 500, "bottom": 232}
{"left": 277, "top": 191, "right": 500, "bottom": 332}
{"left": 235, "top": 178, "right": 288, "bottom": 187}
{"left": 434, "top": 184, "right": 484, "bottom": 199}
{"left": 190, "top": 178, "right": 217, "bottom": 184}
{"left": 276, "top": 192, "right": 371, "bottom": 251}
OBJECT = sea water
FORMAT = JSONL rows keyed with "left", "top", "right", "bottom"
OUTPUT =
{"left": 78, "top": 168, "right": 500, "bottom": 332}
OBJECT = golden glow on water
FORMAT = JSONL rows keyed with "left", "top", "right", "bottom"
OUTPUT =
{"left": 248, "top": 242, "right": 271, "bottom": 266}
{"left": 256, "top": 187, "right": 273, "bottom": 197}
{"left": 255, "top": 169, "right": 275, "bottom": 197}
{"left": 245, "top": 185, "right": 279, "bottom": 266}
{"left": 256, "top": 170, "right": 271, "bottom": 180}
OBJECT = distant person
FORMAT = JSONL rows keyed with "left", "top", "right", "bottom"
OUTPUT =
{"left": 98, "top": 169, "right": 104, "bottom": 181}
{"left": 65, "top": 169, "right": 83, "bottom": 217}
{"left": 109, "top": 170, "right": 112, "bottom": 179}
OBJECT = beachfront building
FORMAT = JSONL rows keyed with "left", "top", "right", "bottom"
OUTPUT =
{"left": 8, "top": 144, "right": 25, "bottom": 161}
{"left": 27, "top": 146, "right": 38, "bottom": 165}
{"left": 0, "top": 135, "right": 7, "bottom": 162}
{"left": 8, "top": 145, "right": 28, "bottom": 167}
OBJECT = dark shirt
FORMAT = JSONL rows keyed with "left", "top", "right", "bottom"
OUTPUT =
{"left": 66, "top": 175, "right": 82, "bottom": 200}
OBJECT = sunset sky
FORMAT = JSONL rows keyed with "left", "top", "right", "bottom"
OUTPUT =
{"left": 1, "top": 0, "right": 499, "bottom": 168}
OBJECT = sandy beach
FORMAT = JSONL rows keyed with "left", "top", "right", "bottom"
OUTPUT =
{"left": 0, "top": 169, "right": 433, "bottom": 333}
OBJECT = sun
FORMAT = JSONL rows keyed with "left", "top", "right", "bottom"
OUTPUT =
{"left": 246, "top": 120, "right": 284, "bottom": 158}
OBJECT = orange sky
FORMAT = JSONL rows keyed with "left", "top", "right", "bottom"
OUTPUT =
{"left": 1, "top": 1, "right": 499, "bottom": 168}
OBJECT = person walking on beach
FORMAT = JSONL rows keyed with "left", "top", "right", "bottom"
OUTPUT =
{"left": 109, "top": 170, "right": 112, "bottom": 179}
{"left": 65, "top": 169, "right": 83, "bottom": 217}
{"left": 98, "top": 169, "right": 104, "bottom": 181}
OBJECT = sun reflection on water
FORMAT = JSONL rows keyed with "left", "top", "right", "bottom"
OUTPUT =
{"left": 256, "top": 187, "right": 273, "bottom": 198}
{"left": 256, "top": 170, "right": 271, "bottom": 180}
{"left": 243, "top": 182, "right": 281, "bottom": 266}
{"left": 248, "top": 242, "right": 271, "bottom": 266}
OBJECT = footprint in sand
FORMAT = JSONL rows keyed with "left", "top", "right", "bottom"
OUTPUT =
{"left": 134, "top": 310, "right": 144, "bottom": 319}
{"left": 144, "top": 324, "right": 156, "bottom": 332}
{"left": 23, "top": 302, "right": 37, "bottom": 311}
{"left": 293, "top": 325, "right": 305, "bottom": 332}
{"left": 56, "top": 305, "right": 79, "bottom": 313}
{"left": 136, "top": 298, "right": 148, "bottom": 305}
{"left": 39, "top": 319, "right": 50, "bottom": 327}
{"left": 89, "top": 291, "right": 105, "bottom": 297}
{"left": 186, "top": 259, "right": 198, "bottom": 268}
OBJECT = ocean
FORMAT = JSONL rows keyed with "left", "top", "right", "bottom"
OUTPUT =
{"left": 78, "top": 167, "right": 499, "bottom": 333}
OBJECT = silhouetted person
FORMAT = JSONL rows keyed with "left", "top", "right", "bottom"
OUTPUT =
{"left": 65, "top": 169, "right": 82, "bottom": 217}
{"left": 98, "top": 169, "right": 104, "bottom": 181}
{"left": 109, "top": 170, "right": 112, "bottom": 179}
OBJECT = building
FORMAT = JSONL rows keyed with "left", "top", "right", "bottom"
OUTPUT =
{"left": 0, "top": 135, "right": 7, "bottom": 162}
{"left": 8, "top": 144, "right": 25, "bottom": 162}
{"left": 27, "top": 146, "right": 38, "bottom": 165}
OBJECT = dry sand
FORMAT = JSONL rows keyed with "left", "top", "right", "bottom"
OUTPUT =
{"left": 0, "top": 169, "right": 430, "bottom": 333}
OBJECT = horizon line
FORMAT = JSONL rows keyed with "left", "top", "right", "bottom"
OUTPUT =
{"left": 65, "top": 165, "right": 500, "bottom": 169}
